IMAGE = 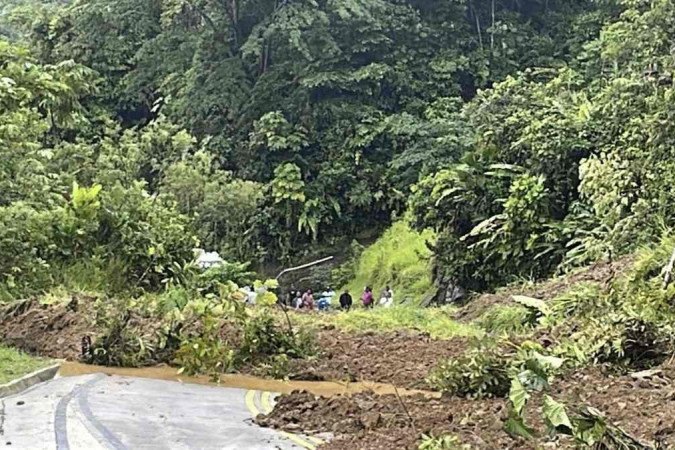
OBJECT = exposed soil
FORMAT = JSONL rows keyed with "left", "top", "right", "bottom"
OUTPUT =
{"left": 290, "top": 327, "right": 472, "bottom": 389}
{"left": 0, "top": 296, "right": 97, "bottom": 360}
{"left": 259, "top": 362, "right": 675, "bottom": 449}
{"left": 256, "top": 390, "right": 520, "bottom": 450}
{"left": 0, "top": 299, "right": 469, "bottom": 390}
{"left": 555, "top": 365, "right": 675, "bottom": 449}
{"left": 2, "top": 280, "right": 674, "bottom": 449}
{"left": 456, "top": 255, "right": 635, "bottom": 322}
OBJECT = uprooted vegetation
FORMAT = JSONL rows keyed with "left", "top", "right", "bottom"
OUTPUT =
{"left": 256, "top": 237, "right": 675, "bottom": 449}
{"left": 423, "top": 237, "right": 675, "bottom": 447}
{"left": 3, "top": 236, "right": 675, "bottom": 449}
{"left": 0, "top": 278, "right": 319, "bottom": 381}
{"left": 0, "top": 291, "right": 474, "bottom": 388}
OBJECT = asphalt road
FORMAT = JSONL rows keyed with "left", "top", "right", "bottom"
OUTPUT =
{"left": 0, "top": 373, "right": 322, "bottom": 450}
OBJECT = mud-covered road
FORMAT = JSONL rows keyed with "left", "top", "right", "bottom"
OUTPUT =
{"left": 0, "top": 373, "right": 322, "bottom": 450}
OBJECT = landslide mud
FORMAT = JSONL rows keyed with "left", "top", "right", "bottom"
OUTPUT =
{"left": 291, "top": 328, "right": 472, "bottom": 389}
{"left": 58, "top": 361, "right": 439, "bottom": 398}
{"left": 0, "top": 297, "right": 97, "bottom": 360}
{"left": 260, "top": 364, "right": 675, "bottom": 449}
{"left": 256, "top": 390, "right": 519, "bottom": 450}
{"left": 0, "top": 298, "right": 469, "bottom": 390}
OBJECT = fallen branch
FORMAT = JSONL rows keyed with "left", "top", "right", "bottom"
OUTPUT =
{"left": 393, "top": 386, "right": 417, "bottom": 435}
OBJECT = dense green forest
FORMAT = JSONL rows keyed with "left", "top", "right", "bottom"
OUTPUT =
{"left": 2, "top": 0, "right": 675, "bottom": 298}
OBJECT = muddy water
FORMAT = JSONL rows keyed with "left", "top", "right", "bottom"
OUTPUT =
{"left": 58, "top": 362, "right": 440, "bottom": 398}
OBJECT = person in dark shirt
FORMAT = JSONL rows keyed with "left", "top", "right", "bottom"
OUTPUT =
{"left": 286, "top": 289, "right": 297, "bottom": 307}
{"left": 339, "top": 289, "right": 353, "bottom": 311}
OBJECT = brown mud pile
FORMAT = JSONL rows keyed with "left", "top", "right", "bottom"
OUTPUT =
{"left": 0, "top": 299, "right": 467, "bottom": 389}
{"left": 290, "top": 328, "right": 471, "bottom": 389}
{"left": 260, "top": 363, "right": 675, "bottom": 449}
{"left": 554, "top": 366, "right": 675, "bottom": 448}
{"left": 0, "top": 296, "right": 97, "bottom": 359}
{"left": 456, "top": 255, "right": 634, "bottom": 322}
{"left": 256, "top": 390, "right": 521, "bottom": 450}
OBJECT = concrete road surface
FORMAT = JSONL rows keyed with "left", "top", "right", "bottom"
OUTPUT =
{"left": 0, "top": 374, "right": 320, "bottom": 450}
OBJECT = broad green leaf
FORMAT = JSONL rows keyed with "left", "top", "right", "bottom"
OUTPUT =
{"left": 543, "top": 395, "right": 573, "bottom": 433}
{"left": 504, "top": 413, "right": 536, "bottom": 440}
{"left": 534, "top": 352, "right": 564, "bottom": 370}
{"left": 509, "top": 377, "right": 530, "bottom": 415}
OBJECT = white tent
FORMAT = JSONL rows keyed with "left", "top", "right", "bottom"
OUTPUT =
{"left": 195, "top": 250, "right": 224, "bottom": 269}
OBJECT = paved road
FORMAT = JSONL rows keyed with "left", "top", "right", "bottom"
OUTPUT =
{"left": 0, "top": 374, "right": 321, "bottom": 450}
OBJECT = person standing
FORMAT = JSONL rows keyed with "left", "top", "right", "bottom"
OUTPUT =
{"left": 318, "top": 287, "right": 334, "bottom": 311}
{"left": 379, "top": 285, "right": 394, "bottom": 308}
{"left": 286, "top": 288, "right": 297, "bottom": 307}
{"left": 361, "top": 286, "right": 374, "bottom": 309}
{"left": 302, "top": 289, "right": 315, "bottom": 310}
{"left": 339, "top": 289, "right": 353, "bottom": 311}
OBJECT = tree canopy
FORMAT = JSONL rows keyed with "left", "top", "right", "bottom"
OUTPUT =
{"left": 4, "top": 0, "right": 675, "bottom": 295}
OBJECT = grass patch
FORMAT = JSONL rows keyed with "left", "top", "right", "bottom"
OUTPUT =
{"left": 293, "top": 306, "right": 481, "bottom": 340}
{"left": 0, "top": 346, "right": 52, "bottom": 384}
{"left": 475, "top": 305, "right": 535, "bottom": 335}
{"left": 344, "top": 221, "right": 435, "bottom": 304}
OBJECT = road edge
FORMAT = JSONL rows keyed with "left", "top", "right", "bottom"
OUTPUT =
{"left": 0, "top": 362, "right": 61, "bottom": 398}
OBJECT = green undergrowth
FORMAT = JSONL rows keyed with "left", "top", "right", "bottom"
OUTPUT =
{"left": 343, "top": 221, "right": 435, "bottom": 304}
{"left": 476, "top": 305, "right": 535, "bottom": 335}
{"left": 426, "top": 235, "right": 675, "bottom": 447}
{"left": 16, "top": 276, "right": 315, "bottom": 380}
{"left": 0, "top": 346, "right": 52, "bottom": 384}
{"left": 291, "top": 305, "right": 481, "bottom": 340}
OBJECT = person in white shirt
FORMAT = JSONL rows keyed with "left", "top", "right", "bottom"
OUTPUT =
{"left": 379, "top": 285, "right": 394, "bottom": 308}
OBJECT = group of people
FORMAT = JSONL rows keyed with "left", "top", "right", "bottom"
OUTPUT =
{"left": 285, "top": 288, "right": 336, "bottom": 311}
{"left": 285, "top": 285, "right": 394, "bottom": 311}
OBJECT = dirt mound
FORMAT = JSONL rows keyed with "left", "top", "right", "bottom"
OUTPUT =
{"left": 260, "top": 362, "right": 675, "bottom": 449}
{"left": 555, "top": 366, "right": 675, "bottom": 448}
{"left": 257, "top": 390, "right": 521, "bottom": 450}
{"left": 290, "top": 328, "right": 472, "bottom": 389}
{"left": 0, "top": 297, "right": 467, "bottom": 390}
{"left": 0, "top": 296, "right": 97, "bottom": 360}
{"left": 457, "top": 255, "right": 634, "bottom": 322}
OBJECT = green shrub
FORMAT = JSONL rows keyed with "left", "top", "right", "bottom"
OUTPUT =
{"left": 239, "top": 312, "right": 316, "bottom": 363}
{"left": 88, "top": 306, "right": 157, "bottom": 367}
{"left": 195, "top": 262, "right": 255, "bottom": 295}
{"left": 253, "top": 354, "right": 291, "bottom": 379}
{"left": 594, "top": 317, "right": 673, "bottom": 370}
{"left": 97, "top": 182, "right": 197, "bottom": 288}
{"left": 0, "top": 203, "right": 64, "bottom": 298}
{"left": 0, "top": 180, "right": 198, "bottom": 298}
{"left": 174, "top": 333, "right": 235, "bottom": 381}
{"left": 427, "top": 345, "right": 510, "bottom": 398}
{"left": 55, "top": 258, "right": 132, "bottom": 294}
{"left": 157, "top": 286, "right": 191, "bottom": 313}
{"left": 546, "top": 283, "right": 601, "bottom": 323}
{"left": 476, "top": 305, "right": 535, "bottom": 335}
